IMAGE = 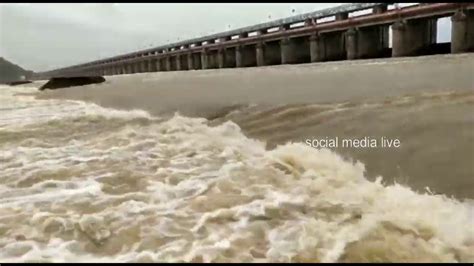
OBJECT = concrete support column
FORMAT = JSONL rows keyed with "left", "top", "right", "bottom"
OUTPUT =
{"left": 451, "top": 9, "right": 474, "bottom": 53}
{"left": 391, "top": 21, "right": 407, "bottom": 57}
{"left": 279, "top": 37, "right": 306, "bottom": 65}
{"left": 392, "top": 18, "right": 437, "bottom": 57}
{"left": 310, "top": 34, "right": 323, "bottom": 62}
{"left": 176, "top": 55, "right": 181, "bottom": 71}
{"left": 192, "top": 53, "right": 202, "bottom": 69}
{"left": 165, "top": 57, "right": 171, "bottom": 71}
{"left": 147, "top": 60, "right": 152, "bottom": 72}
{"left": 134, "top": 63, "right": 139, "bottom": 73}
{"left": 147, "top": 60, "right": 154, "bottom": 72}
{"left": 280, "top": 38, "right": 291, "bottom": 64}
{"left": 155, "top": 58, "right": 161, "bottom": 72}
{"left": 201, "top": 49, "right": 209, "bottom": 69}
{"left": 235, "top": 46, "right": 242, "bottom": 67}
{"left": 135, "top": 62, "right": 141, "bottom": 73}
{"left": 217, "top": 49, "right": 225, "bottom": 68}
{"left": 344, "top": 25, "right": 390, "bottom": 60}
{"left": 256, "top": 42, "right": 265, "bottom": 66}
{"left": 345, "top": 28, "right": 358, "bottom": 60}
{"left": 142, "top": 60, "right": 148, "bottom": 72}
{"left": 187, "top": 53, "right": 193, "bottom": 70}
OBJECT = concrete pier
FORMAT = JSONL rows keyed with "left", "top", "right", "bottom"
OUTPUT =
{"left": 176, "top": 55, "right": 182, "bottom": 71}
{"left": 148, "top": 59, "right": 156, "bottom": 72}
{"left": 187, "top": 53, "right": 194, "bottom": 70}
{"left": 451, "top": 9, "right": 474, "bottom": 53}
{"left": 165, "top": 57, "right": 171, "bottom": 71}
{"left": 345, "top": 28, "right": 358, "bottom": 60}
{"left": 135, "top": 62, "right": 141, "bottom": 73}
{"left": 392, "top": 18, "right": 437, "bottom": 57}
{"left": 192, "top": 53, "right": 202, "bottom": 69}
{"left": 155, "top": 58, "right": 161, "bottom": 72}
{"left": 310, "top": 34, "right": 323, "bottom": 62}
{"left": 235, "top": 46, "right": 242, "bottom": 67}
{"left": 201, "top": 49, "right": 209, "bottom": 69}
{"left": 280, "top": 38, "right": 292, "bottom": 64}
{"left": 256, "top": 42, "right": 265, "bottom": 66}
{"left": 218, "top": 49, "right": 225, "bottom": 68}
{"left": 345, "top": 26, "right": 388, "bottom": 60}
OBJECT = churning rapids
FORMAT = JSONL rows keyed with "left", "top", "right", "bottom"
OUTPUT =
{"left": 0, "top": 85, "right": 473, "bottom": 263}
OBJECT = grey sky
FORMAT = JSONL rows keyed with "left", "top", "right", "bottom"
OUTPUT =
{"left": 0, "top": 3, "right": 451, "bottom": 72}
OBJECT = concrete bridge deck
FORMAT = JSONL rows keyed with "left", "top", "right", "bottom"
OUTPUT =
{"left": 35, "top": 2, "right": 474, "bottom": 79}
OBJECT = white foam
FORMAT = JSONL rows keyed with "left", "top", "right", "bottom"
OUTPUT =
{"left": 0, "top": 88, "right": 473, "bottom": 262}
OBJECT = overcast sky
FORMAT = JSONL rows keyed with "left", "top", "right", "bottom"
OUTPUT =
{"left": 0, "top": 3, "right": 451, "bottom": 72}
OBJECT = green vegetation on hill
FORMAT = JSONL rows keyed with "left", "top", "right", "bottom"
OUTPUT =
{"left": 0, "top": 57, "right": 34, "bottom": 83}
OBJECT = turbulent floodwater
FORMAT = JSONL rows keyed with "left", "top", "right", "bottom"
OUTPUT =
{"left": 1, "top": 85, "right": 473, "bottom": 263}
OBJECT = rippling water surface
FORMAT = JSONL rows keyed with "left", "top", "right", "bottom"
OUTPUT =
{"left": 1, "top": 85, "right": 473, "bottom": 262}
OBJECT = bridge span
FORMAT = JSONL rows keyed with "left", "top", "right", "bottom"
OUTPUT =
{"left": 35, "top": 3, "right": 474, "bottom": 79}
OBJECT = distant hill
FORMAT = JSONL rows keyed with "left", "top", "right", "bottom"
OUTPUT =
{"left": 0, "top": 57, "right": 34, "bottom": 84}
